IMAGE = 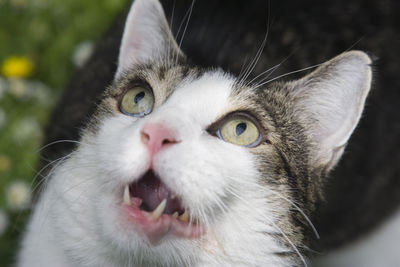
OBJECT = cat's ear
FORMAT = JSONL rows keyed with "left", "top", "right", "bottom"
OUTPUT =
{"left": 115, "top": 0, "right": 183, "bottom": 79}
{"left": 291, "top": 51, "right": 372, "bottom": 171}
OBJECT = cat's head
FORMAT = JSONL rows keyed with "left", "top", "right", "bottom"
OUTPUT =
{"left": 59, "top": 0, "right": 372, "bottom": 265}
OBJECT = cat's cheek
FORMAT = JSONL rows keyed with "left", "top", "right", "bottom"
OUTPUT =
{"left": 152, "top": 137, "right": 258, "bottom": 218}
{"left": 92, "top": 192, "right": 204, "bottom": 263}
{"left": 90, "top": 115, "right": 151, "bottom": 184}
{"left": 93, "top": 193, "right": 144, "bottom": 247}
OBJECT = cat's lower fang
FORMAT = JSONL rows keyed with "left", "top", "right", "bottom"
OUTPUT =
{"left": 124, "top": 204, "right": 204, "bottom": 244}
{"left": 123, "top": 184, "right": 132, "bottom": 205}
{"left": 151, "top": 199, "right": 167, "bottom": 220}
{"left": 178, "top": 210, "right": 189, "bottom": 222}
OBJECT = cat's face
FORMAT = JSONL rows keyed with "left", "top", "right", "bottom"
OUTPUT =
{"left": 75, "top": 63, "right": 292, "bottom": 265}
{"left": 48, "top": 0, "right": 372, "bottom": 266}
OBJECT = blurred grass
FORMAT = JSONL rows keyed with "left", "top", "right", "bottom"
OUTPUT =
{"left": 0, "top": 0, "right": 129, "bottom": 265}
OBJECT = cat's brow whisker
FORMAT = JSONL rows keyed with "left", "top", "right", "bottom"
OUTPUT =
{"left": 239, "top": 33, "right": 268, "bottom": 85}
{"left": 250, "top": 46, "right": 299, "bottom": 88}
{"left": 245, "top": 63, "right": 281, "bottom": 86}
{"left": 237, "top": 54, "right": 251, "bottom": 83}
{"left": 173, "top": 0, "right": 195, "bottom": 64}
{"left": 238, "top": 1, "right": 271, "bottom": 85}
{"left": 174, "top": 2, "right": 191, "bottom": 42}
{"left": 254, "top": 62, "right": 324, "bottom": 89}
{"left": 167, "top": 0, "right": 177, "bottom": 66}
{"left": 178, "top": 0, "right": 195, "bottom": 50}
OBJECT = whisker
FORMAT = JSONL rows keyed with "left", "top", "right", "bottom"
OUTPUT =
{"left": 173, "top": 0, "right": 195, "bottom": 64}
{"left": 249, "top": 46, "right": 298, "bottom": 87}
{"left": 253, "top": 62, "right": 323, "bottom": 89}
{"left": 166, "top": 0, "right": 177, "bottom": 67}
{"left": 178, "top": 0, "right": 196, "bottom": 50}
{"left": 227, "top": 189, "right": 309, "bottom": 267}
{"left": 29, "top": 153, "right": 73, "bottom": 196}
{"left": 36, "top": 139, "right": 86, "bottom": 153}
{"left": 245, "top": 63, "right": 281, "bottom": 86}
{"left": 37, "top": 170, "right": 102, "bottom": 232}
{"left": 266, "top": 188, "right": 320, "bottom": 239}
{"left": 238, "top": 1, "right": 271, "bottom": 85}
{"left": 237, "top": 181, "right": 320, "bottom": 239}
{"left": 345, "top": 35, "right": 366, "bottom": 52}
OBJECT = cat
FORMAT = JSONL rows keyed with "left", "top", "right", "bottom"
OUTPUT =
{"left": 18, "top": 0, "right": 400, "bottom": 266}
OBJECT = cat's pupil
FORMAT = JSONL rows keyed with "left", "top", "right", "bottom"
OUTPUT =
{"left": 236, "top": 122, "right": 247, "bottom": 136}
{"left": 134, "top": 91, "right": 145, "bottom": 104}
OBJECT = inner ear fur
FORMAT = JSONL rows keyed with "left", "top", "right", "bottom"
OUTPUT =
{"left": 115, "top": 0, "right": 184, "bottom": 79}
{"left": 290, "top": 51, "right": 372, "bottom": 171}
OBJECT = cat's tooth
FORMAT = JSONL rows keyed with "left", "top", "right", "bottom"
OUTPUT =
{"left": 151, "top": 199, "right": 167, "bottom": 220}
{"left": 178, "top": 211, "right": 189, "bottom": 222}
{"left": 123, "top": 185, "right": 132, "bottom": 206}
{"left": 172, "top": 212, "right": 179, "bottom": 219}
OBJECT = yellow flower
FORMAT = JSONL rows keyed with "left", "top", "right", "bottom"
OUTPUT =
{"left": 10, "top": 0, "right": 29, "bottom": 8}
{"left": 1, "top": 56, "right": 34, "bottom": 78}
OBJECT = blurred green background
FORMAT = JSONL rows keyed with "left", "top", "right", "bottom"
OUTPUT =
{"left": 0, "top": 0, "right": 129, "bottom": 265}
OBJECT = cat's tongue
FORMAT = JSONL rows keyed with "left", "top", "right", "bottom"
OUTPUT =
{"left": 131, "top": 171, "right": 184, "bottom": 214}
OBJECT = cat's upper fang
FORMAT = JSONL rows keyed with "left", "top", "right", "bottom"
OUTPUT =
{"left": 123, "top": 184, "right": 132, "bottom": 205}
{"left": 123, "top": 170, "right": 186, "bottom": 216}
{"left": 121, "top": 171, "right": 203, "bottom": 242}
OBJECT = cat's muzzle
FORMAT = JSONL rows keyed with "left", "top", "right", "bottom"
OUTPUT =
{"left": 122, "top": 170, "right": 204, "bottom": 244}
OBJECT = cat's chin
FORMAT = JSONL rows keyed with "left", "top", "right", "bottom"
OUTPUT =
{"left": 122, "top": 204, "right": 204, "bottom": 244}
{"left": 119, "top": 170, "right": 205, "bottom": 244}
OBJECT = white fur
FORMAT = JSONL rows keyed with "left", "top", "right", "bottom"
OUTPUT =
{"left": 18, "top": 72, "right": 289, "bottom": 266}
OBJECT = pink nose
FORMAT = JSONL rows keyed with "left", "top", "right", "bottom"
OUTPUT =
{"left": 140, "top": 123, "right": 178, "bottom": 156}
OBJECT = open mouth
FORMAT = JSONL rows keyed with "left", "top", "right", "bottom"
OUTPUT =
{"left": 122, "top": 170, "right": 204, "bottom": 244}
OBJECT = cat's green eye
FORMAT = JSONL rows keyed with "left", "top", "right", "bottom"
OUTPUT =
{"left": 120, "top": 86, "right": 154, "bottom": 116}
{"left": 217, "top": 116, "right": 261, "bottom": 147}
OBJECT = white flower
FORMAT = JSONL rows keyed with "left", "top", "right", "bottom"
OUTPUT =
{"left": 6, "top": 180, "right": 31, "bottom": 211}
{"left": 12, "top": 117, "right": 42, "bottom": 143}
{"left": 72, "top": 41, "right": 94, "bottom": 68}
{"left": 29, "top": 0, "right": 49, "bottom": 10}
{"left": 31, "top": 81, "right": 53, "bottom": 107}
{"left": 0, "top": 108, "right": 6, "bottom": 130}
{"left": 8, "top": 78, "right": 33, "bottom": 100}
{"left": 0, "top": 210, "right": 8, "bottom": 236}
